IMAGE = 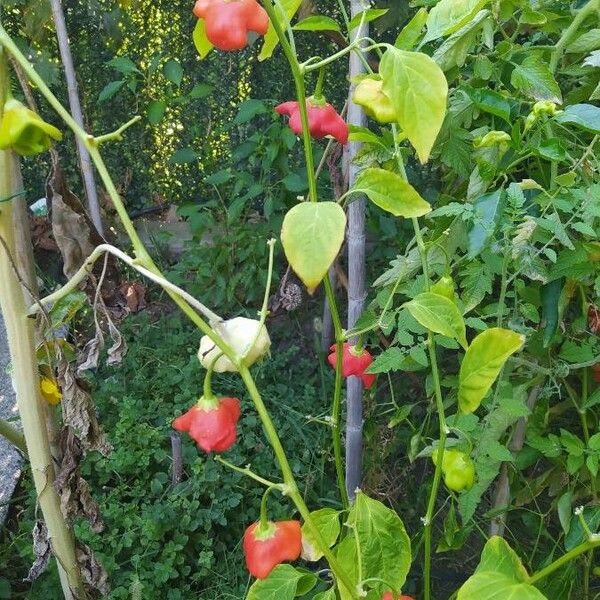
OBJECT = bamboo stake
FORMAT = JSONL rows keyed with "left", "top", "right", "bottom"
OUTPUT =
{"left": 344, "top": 0, "right": 368, "bottom": 502}
{"left": 49, "top": 0, "right": 104, "bottom": 236}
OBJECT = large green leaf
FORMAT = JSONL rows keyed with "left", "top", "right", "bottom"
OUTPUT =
{"left": 247, "top": 565, "right": 316, "bottom": 600}
{"left": 457, "top": 537, "right": 547, "bottom": 600}
{"left": 510, "top": 56, "right": 562, "bottom": 104}
{"left": 301, "top": 509, "right": 341, "bottom": 562}
{"left": 192, "top": 19, "right": 213, "bottom": 59}
{"left": 555, "top": 104, "right": 600, "bottom": 134}
{"left": 404, "top": 292, "right": 468, "bottom": 349}
{"left": 380, "top": 48, "right": 448, "bottom": 163}
{"left": 281, "top": 202, "right": 346, "bottom": 293}
{"left": 458, "top": 328, "right": 525, "bottom": 413}
{"left": 395, "top": 7, "right": 428, "bottom": 50}
{"left": 424, "top": 0, "right": 489, "bottom": 42}
{"left": 259, "top": 0, "right": 303, "bottom": 61}
{"left": 337, "top": 492, "right": 411, "bottom": 599}
{"left": 353, "top": 169, "right": 431, "bottom": 218}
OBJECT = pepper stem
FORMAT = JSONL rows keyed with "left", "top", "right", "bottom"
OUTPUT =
{"left": 258, "top": 485, "right": 276, "bottom": 535}
{"left": 313, "top": 67, "right": 326, "bottom": 102}
{"left": 199, "top": 352, "right": 223, "bottom": 408}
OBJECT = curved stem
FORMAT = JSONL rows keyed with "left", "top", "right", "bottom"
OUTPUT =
{"left": 528, "top": 538, "right": 600, "bottom": 585}
{"left": 259, "top": 485, "right": 276, "bottom": 531}
{"left": 549, "top": 0, "right": 600, "bottom": 73}
{"left": 214, "top": 455, "right": 281, "bottom": 488}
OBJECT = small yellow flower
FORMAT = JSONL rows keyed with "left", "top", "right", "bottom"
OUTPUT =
{"left": 40, "top": 377, "right": 62, "bottom": 405}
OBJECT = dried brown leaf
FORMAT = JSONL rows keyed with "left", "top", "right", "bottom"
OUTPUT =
{"left": 24, "top": 521, "right": 51, "bottom": 582}
{"left": 76, "top": 542, "right": 110, "bottom": 597}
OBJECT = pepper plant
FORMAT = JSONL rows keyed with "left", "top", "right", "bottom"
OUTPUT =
{"left": 2, "top": 0, "right": 600, "bottom": 599}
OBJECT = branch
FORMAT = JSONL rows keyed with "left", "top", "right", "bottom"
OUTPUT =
{"left": 0, "top": 417, "right": 27, "bottom": 455}
{"left": 30, "top": 244, "right": 223, "bottom": 325}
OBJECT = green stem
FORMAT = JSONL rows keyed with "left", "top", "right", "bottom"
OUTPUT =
{"left": 528, "top": 538, "right": 600, "bottom": 585}
{"left": 260, "top": 0, "right": 349, "bottom": 508}
{"left": 496, "top": 244, "right": 510, "bottom": 327}
{"left": 259, "top": 485, "right": 276, "bottom": 531}
{"left": 325, "top": 276, "right": 350, "bottom": 510}
{"left": 392, "top": 124, "right": 445, "bottom": 600}
{"left": 202, "top": 352, "right": 223, "bottom": 401}
{"left": 549, "top": 0, "right": 600, "bottom": 73}
{"left": 239, "top": 363, "right": 358, "bottom": 597}
{"left": 0, "top": 416, "right": 27, "bottom": 455}
{"left": 214, "top": 455, "right": 281, "bottom": 488}
{"left": 260, "top": 0, "right": 317, "bottom": 204}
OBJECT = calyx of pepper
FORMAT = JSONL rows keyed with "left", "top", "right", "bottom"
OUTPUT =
{"left": 0, "top": 99, "right": 62, "bottom": 156}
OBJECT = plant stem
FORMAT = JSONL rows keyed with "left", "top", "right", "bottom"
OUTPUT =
{"left": 392, "top": 125, "right": 446, "bottom": 600}
{"left": 549, "top": 0, "right": 600, "bottom": 73}
{"left": 238, "top": 364, "right": 357, "bottom": 597}
{"left": 260, "top": 0, "right": 349, "bottom": 507}
{"left": 214, "top": 456, "right": 281, "bottom": 488}
{"left": 528, "top": 538, "right": 600, "bottom": 585}
{"left": 259, "top": 0, "right": 317, "bottom": 204}
{"left": 0, "top": 417, "right": 27, "bottom": 454}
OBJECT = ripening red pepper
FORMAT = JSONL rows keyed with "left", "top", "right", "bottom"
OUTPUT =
{"left": 192, "top": 0, "right": 269, "bottom": 51}
{"left": 589, "top": 305, "right": 600, "bottom": 334}
{"left": 243, "top": 520, "right": 302, "bottom": 579}
{"left": 382, "top": 594, "right": 415, "bottom": 600}
{"left": 275, "top": 99, "right": 349, "bottom": 144}
{"left": 328, "top": 343, "right": 376, "bottom": 389}
{"left": 172, "top": 396, "right": 241, "bottom": 453}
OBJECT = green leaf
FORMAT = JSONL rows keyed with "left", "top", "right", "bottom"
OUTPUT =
{"left": 259, "top": 0, "right": 302, "bottom": 61}
{"left": 48, "top": 291, "right": 88, "bottom": 329}
{"left": 314, "top": 589, "right": 336, "bottom": 600}
{"left": 511, "top": 56, "right": 562, "bottom": 104}
{"left": 147, "top": 100, "right": 166, "bottom": 125}
{"left": 349, "top": 8, "right": 388, "bottom": 30}
{"left": 192, "top": 19, "right": 213, "bottom": 59}
{"left": 301, "top": 509, "right": 341, "bottom": 562}
{"left": 404, "top": 292, "right": 467, "bottom": 349}
{"left": 457, "top": 537, "right": 547, "bottom": 600}
{"left": 168, "top": 147, "right": 198, "bottom": 164}
{"left": 247, "top": 565, "right": 311, "bottom": 600}
{"left": 468, "top": 188, "right": 504, "bottom": 258}
{"left": 557, "top": 491, "right": 573, "bottom": 535}
{"left": 107, "top": 56, "right": 140, "bottom": 75}
{"left": 464, "top": 86, "right": 512, "bottom": 123}
{"left": 459, "top": 328, "right": 525, "bottom": 413}
{"left": 281, "top": 202, "right": 346, "bottom": 293}
{"left": 555, "top": 104, "right": 600, "bottom": 134}
{"left": 292, "top": 16, "right": 341, "bottom": 32}
{"left": 566, "top": 29, "right": 600, "bottom": 54}
{"left": 234, "top": 99, "right": 268, "bottom": 124}
{"left": 189, "top": 83, "right": 214, "bottom": 99}
{"left": 380, "top": 48, "right": 448, "bottom": 163}
{"left": 424, "top": 0, "right": 489, "bottom": 43}
{"left": 395, "top": 7, "right": 428, "bottom": 50}
{"left": 338, "top": 491, "right": 411, "bottom": 599}
{"left": 163, "top": 59, "right": 183, "bottom": 86}
{"left": 540, "top": 278, "right": 563, "bottom": 347}
{"left": 98, "top": 80, "right": 124, "bottom": 102}
{"left": 353, "top": 168, "right": 431, "bottom": 218}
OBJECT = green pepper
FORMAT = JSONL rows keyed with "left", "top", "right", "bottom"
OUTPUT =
{"left": 0, "top": 99, "right": 62, "bottom": 156}
{"left": 352, "top": 76, "right": 398, "bottom": 124}
{"left": 432, "top": 448, "right": 475, "bottom": 492}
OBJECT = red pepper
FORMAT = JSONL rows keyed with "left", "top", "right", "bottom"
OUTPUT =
{"left": 589, "top": 305, "right": 600, "bottom": 334}
{"left": 192, "top": 0, "right": 269, "bottom": 51}
{"left": 593, "top": 363, "right": 600, "bottom": 383}
{"left": 275, "top": 99, "right": 349, "bottom": 144}
{"left": 243, "top": 520, "right": 302, "bottom": 579}
{"left": 328, "top": 343, "right": 376, "bottom": 389}
{"left": 172, "top": 397, "right": 241, "bottom": 453}
{"left": 382, "top": 594, "right": 415, "bottom": 600}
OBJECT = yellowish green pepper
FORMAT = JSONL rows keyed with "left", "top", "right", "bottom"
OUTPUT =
{"left": 352, "top": 76, "right": 398, "bottom": 124}
{"left": 0, "top": 98, "right": 62, "bottom": 156}
{"left": 430, "top": 275, "right": 456, "bottom": 303}
{"left": 432, "top": 448, "right": 475, "bottom": 492}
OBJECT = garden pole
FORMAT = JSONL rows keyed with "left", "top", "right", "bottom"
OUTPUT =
{"left": 344, "top": 0, "right": 368, "bottom": 502}
{"left": 50, "top": 0, "right": 104, "bottom": 236}
{"left": 0, "top": 50, "right": 84, "bottom": 600}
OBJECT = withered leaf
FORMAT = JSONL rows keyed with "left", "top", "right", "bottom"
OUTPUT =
{"left": 76, "top": 542, "right": 110, "bottom": 597}
{"left": 24, "top": 520, "right": 51, "bottom": 582}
